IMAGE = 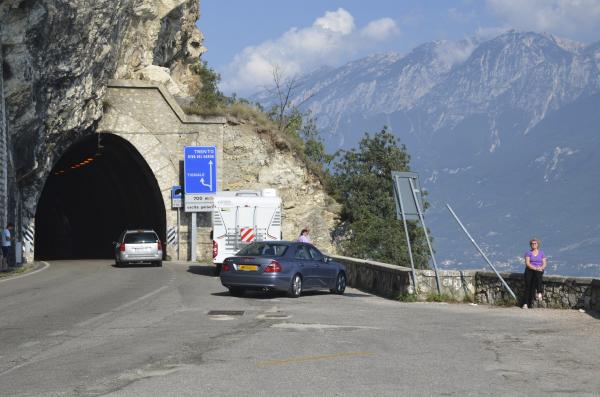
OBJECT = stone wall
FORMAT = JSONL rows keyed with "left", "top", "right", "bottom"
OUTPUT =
{"left": 331, "top": 255, "right": 413, "bottom": 299}
{"left": 97, "top": 79, "right": 225, "bottom": 261}
{"left": 97, "top": 81, "right": 341, "bottom": 261}
{"left": 331, "top": 255, "right": 476, "bottom": 301}
{"left": 332, "top": 255, "right": 599, "bottom": 311}
{"left": 475, "top": 272, "right": 595, "bottom": 309}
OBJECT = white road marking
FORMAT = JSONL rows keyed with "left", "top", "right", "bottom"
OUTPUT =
{"left": 271, "top": 323, "right": 380, "bottom": 331}
{"left": 0, "top": 261, "right": 50, "bottom": 283}
{"left": 256, "top": 313, "right": 292, "bottom": 320}
{"left": 208, "top": 315, "right": 237, "bottom": 321}
{"left": 75, "top": 285, "right": 170, "bottom": 328}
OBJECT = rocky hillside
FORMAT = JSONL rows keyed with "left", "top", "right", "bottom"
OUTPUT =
{"left": 1, "top": 0, "right": 204, "bottom": 215}
{"left": 1, "top": 0, "right": 340, "bottom": 252}
{"left": 222, "top": 121, "right": 340, "bottom": 253}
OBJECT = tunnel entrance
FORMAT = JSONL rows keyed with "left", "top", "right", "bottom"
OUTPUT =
{"left": 35, "top": 133, "right": 166, "bottom": 260}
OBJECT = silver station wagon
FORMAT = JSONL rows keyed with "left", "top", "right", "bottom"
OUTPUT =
{"left": 114, "top": 230, "right": 163, "bottom": 267}
{"left": 220, "top": 241, "right": 346, "bottom": 298}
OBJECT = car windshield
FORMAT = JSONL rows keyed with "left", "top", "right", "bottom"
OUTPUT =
{"left": 124, "top": 232, "right": 158, "bottom": 244}
{"left": 237, "top": 242, "right": 288, "bottom": 257}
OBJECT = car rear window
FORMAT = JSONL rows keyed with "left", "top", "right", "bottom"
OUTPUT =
{"left": 237, "top": 242, "right": 288, "bottom": 257}
{"left": 124, "top": 232, "right": 158, "bottom": 244}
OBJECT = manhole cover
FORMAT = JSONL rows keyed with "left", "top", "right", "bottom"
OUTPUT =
{"left": 207, "top": 310, "right": 244, "bottom": 316}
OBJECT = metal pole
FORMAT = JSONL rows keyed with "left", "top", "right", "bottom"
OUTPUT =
{"left": 191, "top": 212, "right": 197, "bottom": 262}
{"left": 396, "top": 182, "right": 418, "bottom": 293}
{"left": 408, "top": 178, "right": 441, "bottom": 294}
{"left": 446, "top": 204, "right": 517, "bottom": 301}
{"left": 177, "top": 208, "right": 180, "bottom": 261}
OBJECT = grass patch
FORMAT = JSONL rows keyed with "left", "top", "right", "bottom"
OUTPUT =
{"left": 494, "top": 297, "right": 518, "bottom": 307}
{"left": 425, "top": 293, "right": 463, "bottom": 303}
{"left": 396, "top": 293, "right": 418, "bottom": 302}
{"left": 0, "top": 265, "right": 31, "bottom": 279}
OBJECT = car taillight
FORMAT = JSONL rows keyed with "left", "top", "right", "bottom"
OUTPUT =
{"left": 221, "top": 263, "right": 230, "bottom": 272}
{"left": 157, "top": 240, "right": 162, "bottom": 251}
{"left": 264, "top": 260, "right": 282, "bottom": 273}
{"left": 119, "top": 243, "right": 126, "bottom": 252}
{"left": 213, "top": 241, "right": 218, "bottom": 258}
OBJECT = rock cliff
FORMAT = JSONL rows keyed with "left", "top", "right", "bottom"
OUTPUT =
{"left": 0, "top": 0, "right": 340, "bottom": 253}
{"left": 1, "top": 0, "right": 203, "bottom": 220}
{"left": 222, "top": 122, "right": 340, "bottom": 253}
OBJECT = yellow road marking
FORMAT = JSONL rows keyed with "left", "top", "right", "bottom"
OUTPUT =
{"left": 256, "top": 352, "right": 375, "bottom": 368}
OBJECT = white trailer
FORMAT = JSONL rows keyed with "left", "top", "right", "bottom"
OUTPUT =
{"left": 212, "top": 189, "right": 282, "bottom": 264}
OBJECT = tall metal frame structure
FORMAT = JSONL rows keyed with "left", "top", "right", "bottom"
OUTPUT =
{"left": 392, "top": 172, "right": 441, "bottom": 294}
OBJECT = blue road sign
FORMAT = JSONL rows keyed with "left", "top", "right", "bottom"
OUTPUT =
{"left": 171, "top": 186, "right": 182, "bottom": 209}
{"left": 184, "top": 146, "right": 216, "bottom": 194}
{"left": 184, "top": 146, "right": 217, "bottom": 212}
{"left": 171, "top": 186, "right": 182, "bottom": 199}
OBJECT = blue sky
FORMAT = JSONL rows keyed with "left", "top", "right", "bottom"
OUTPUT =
{"left": 198, "top": 0, "right": 600, "bottom": 96}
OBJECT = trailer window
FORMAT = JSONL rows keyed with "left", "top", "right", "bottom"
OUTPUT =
{"left": 237, "top": 242, "right": 288, "bottom": 257}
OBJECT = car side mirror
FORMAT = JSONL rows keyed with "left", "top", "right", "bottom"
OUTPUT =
{"left": 322, "top": 257, "right": 331, "bottom": 263}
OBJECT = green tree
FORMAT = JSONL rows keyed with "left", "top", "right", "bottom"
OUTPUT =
{"left": 332, "top": 127, "right": 430, "bottom": 268}
{"left": 189, "top": 61, "right": 227, "bottom": 114}
{"left": 300, "top": 112, "right": 335, "bottom": 166}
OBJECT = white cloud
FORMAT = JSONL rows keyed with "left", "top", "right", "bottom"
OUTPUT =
{"left": 220, "top": 8, "right": 399, "bottom": 95}
{"left": 487, "top": 0, "right": 600, "bottom": 41}
{"left": 360, "top": 18, "right": 400, "bottom": 41}
{"left": 314, "top": 8, "right": 355, "bottom": 34}
{"left": 434, "top": 39, "right": 477, "bottom": 67}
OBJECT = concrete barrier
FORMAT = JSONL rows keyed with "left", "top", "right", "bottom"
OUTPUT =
{"left": 330, "top": 255, "right": 412, "bottom": 299}
{"left": 330, "top": 255, "right": 475, "bottom": 301}
{"left": 331, "top": 254, "right": 599, "bottom": 311}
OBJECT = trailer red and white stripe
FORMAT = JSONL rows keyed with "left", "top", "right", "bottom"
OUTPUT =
{"left": 240, "top": 228, "right": 255, "bottom": 242}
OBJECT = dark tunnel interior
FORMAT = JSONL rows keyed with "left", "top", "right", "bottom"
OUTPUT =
{"left": 35, "top": 133, "right": 166, "bottom": 260}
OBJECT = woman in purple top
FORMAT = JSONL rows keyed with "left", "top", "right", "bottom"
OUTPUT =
{"left": 297, "top": 228, "right": 311, "bottom": 243}
{"left": 522, "top": 238, "right": 547, "bottom": 309}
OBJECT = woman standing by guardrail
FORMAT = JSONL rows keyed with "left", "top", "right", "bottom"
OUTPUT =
{"left": 523, "top": 238, "right": 547, "bottom": 309}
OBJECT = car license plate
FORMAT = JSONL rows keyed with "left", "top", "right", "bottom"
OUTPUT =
{"left": 238, "top": 265, "right": 258, "bottom": 271}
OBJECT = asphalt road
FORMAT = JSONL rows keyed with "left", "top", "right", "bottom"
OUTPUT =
{"left": 0, "top": 260, "right": 598, "bottom": 396}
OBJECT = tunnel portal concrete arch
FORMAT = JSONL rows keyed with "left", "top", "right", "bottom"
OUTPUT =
{"left": 35, "top": 133, "right": 166, "bottom": 260}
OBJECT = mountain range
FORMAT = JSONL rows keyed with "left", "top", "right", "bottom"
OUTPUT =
{"left": 254, "top": 31, "right": 600, "bottom": 276}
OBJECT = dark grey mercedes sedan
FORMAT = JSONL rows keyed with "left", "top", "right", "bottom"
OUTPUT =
{"left": 219, "top": 241, "right": 346, "bottom": 298}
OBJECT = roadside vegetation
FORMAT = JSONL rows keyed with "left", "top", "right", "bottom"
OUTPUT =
{"left": 0, "top": 264, "right": 33, "bottom": 279}
{"left": 184, "top": 60, "right": 431, "bottom": 269}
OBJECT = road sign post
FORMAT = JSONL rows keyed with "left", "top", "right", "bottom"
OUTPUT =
{"left": 391, "top": 171, "right": 441, "bottom": 294}
{"left": 171, "top": 186, "right": 182, "bottom": 260}
{"left": 184, "top": 146, "right": 217, "bottom": 262}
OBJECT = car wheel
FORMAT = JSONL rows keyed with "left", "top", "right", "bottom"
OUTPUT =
{"left": 330, "top": 272, "right": 346, "bottom": 295}
{"left": 154, "top": 261, "right": 162, "bottom": 267}
{"left": 287, "top": 273, "right": 302, "bottom": 298}
{"left": 229, "top": 287, "right": 245, "bottom": 297}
